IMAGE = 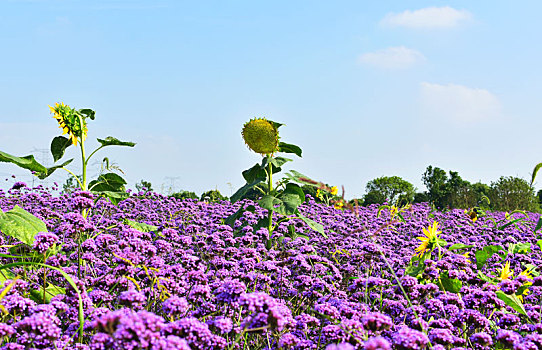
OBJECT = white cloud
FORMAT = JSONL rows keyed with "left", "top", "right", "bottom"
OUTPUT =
{"left": 420, "top": 82, "right": 501, "bottom": 123}
{"left": 358, "top": 46, "right": 425, "bottom": 69}
{"left": 381, "top": 6, "right": 472, "bottom": 29}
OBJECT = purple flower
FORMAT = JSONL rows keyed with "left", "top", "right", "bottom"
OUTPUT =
{"left": 325, "top": 343, "right": 354, "bottom": 350}
{"left": 392, "top": 327, "right": 429, "bottom": 350}
{"left": 32, "top": 231, "right": 59, "bottom": 253}
{"left": 365, "top": 336, "right": 392, "bottom": 350}
{"left": 14, "top": 312, "right": 61, "bottom": 347}
{"left": 162, "top": 295, "right": 189, "bottom": 317}
{"left": 118, "top": 289, "right": 147, "bottom": 310}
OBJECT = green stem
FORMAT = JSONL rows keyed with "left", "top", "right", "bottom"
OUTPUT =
{"left": 62, "top": 167, "right": 84, "bottom": 190}
{"left": 266, "top": 155, "right": 274, "bottom": 249}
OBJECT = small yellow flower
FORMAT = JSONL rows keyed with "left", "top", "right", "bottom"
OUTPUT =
{"left": 390, "top": 205, "right": 398, "bottom": 218}
{"left": 462, "top": 252, "right": 472, "bottom": 264}
{"left": 49, "top": 102, "right": 87, "bottom": 146}
{"left": 334, "top": 200, "right": 344, "bottom": 210}
{"left": 415, "top": 221, "right": 441, "bottom": 258}
{"left": 499, "top": 261, "right": 513, "bottom": 280}
{"left": 330, "top": 186, "right": 338, "bottom": 196}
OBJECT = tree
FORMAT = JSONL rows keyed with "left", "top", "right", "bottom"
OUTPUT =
{"left": 363, "top": 176, "right": 415, "bottom": 206}
{"left": 135, "top": 180, "right": 153, "bottom": 192}
{"left": 200, "top": 189, "right": 228, "bottom": 203}
{"left": 422, "top": 166, "right": 448, "bottom": 208}
{"left": 62, "top": 175, "right": 83, "bottom": 194}
{"left": 488, "top": 176, "right": 539, "bottom": 212}
{"left": 170, "top": 190, "right": 198, "bottom": 201}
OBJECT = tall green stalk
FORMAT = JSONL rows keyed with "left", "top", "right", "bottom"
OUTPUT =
{"left": 267, "top": 155, "right": 273, "bottom": 234}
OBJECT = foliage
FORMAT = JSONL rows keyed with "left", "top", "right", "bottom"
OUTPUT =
{"left": 200, "top": 189, "right": 228, "bottom": 202}
{"left": 170, "top": 190, "right": 198, "bottom": 201}
{"left": 0, "top": 103, "right": 135, "bottom": 209}
{"left": 488, "top": 176, "right": 539, "bottom": 212}
{"left": 135, "top": 179, "right": 153, "bottom": 192}
{"left": 62, "top": 174, "right": 83, "bottom": 194}
{"left": 363, "top": 175, "right": 415, "bottom": 206}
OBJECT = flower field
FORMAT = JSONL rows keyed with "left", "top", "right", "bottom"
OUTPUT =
{"left": 0, "top": 184, "right": 541, "bottom": 349}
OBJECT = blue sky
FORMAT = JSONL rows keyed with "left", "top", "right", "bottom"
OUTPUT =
{"left": 1, "top": 0, "right": 542, "bottom": 198}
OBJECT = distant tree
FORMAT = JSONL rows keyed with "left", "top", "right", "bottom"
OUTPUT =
{"left": 538, "top": 189, "right": 542, "bottom": 206}
{"left": 446, "top": 171, "right": 474, "bottom": 209}
{"left": 413, "top": 192, "right": 430, "bottom": 204}
{"left": 170, "top": 190, "right": 198, "bottom": 201}
{"left": 488, "top": 176, "right": 539, "bottom": 212}
{"left": 363, "top": 176, "right": 415, "bottom": 206}
{"left": 62, "top": 175, "right": 83, "bottom": 194}
{"left": 422, "top": 166, "right": 449, "bottom": 208}
{"left": 135, "top": 180, "right": 153, "bottom": 192}
{"left": 471, "top": 182, "right": 491, "bottom": 209}
{"left": 200, "top": 189, "right": 228, "bottom": 203}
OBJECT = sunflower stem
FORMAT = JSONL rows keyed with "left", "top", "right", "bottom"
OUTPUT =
{"left": 267, "top": 155, "right": 273, "bottom": 246}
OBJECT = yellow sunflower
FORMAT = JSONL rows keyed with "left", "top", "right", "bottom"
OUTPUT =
{"left": 49, "top": 102, "right": 87, "bottom": 146}
{"left": 330, "top": 186, "right": 338, "bottom": 196}
{"left": 499, "top": 261, "right": 513, "bottom": 280}
{"left": 415, "top": 221, "right": 441, "bottom": 258}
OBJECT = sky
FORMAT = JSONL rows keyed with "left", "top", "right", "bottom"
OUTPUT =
{"left": 1, "top": 0, "right": 542, "bottom": 199}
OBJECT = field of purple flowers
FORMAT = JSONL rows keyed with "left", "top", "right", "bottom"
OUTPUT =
{"left": 0, "top": 183, "right": 541, "bottom": 350}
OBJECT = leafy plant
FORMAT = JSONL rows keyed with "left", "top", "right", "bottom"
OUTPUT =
{"left": 0, "top": 103, "right": 135, "bottom": 210}
{"left": 227, "top": 118, "right": 325, "bottom": 248}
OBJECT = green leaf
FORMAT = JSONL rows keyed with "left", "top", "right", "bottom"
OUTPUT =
{"left": 286, "top": 170, "right": 319, "bottom": 187}
{"left": 79, "top": 108, "right": 96, "bottom": 120}
{"left": 89, "top": 173, "right": 127, "bottom": 192}
{"left": 231, "top": 179, "right": 264, "bottom": 203}
{"left": 0, "top": 206, "right": 48, "bottom": 246}
{"left": 296, "top": 212, "right": 326, "bottom": 236}
{"left": 242, "top": 164, "right": 266, "bottom": 183}
{"left": 439, "top": 271, "right": 462, "bottom": 293}
{"left": 523, "top": 264, "right": 540, "bottom": 277}
{"left": 95, "top": 191, "right": 129, "bottom": 205}
{"left": 405, "top": 261, "right": 425, "bottom": 279}
{"left": 282, "top": 183, "right": 305, "bottom": 204}
{"left": 224, "top": 205, "right": 256, "bottom": 227}
{"left": 531, "top": 162, "right": 542, "bottom": 186}
{"left": 449, "top": 243, "right": 474, "bottom": 251}
{"left": 29, "top": 284, "right": 66, "bottom": 304}
{"left": 36, "top": 159, "right": 74, "bottom": 180}
{"left": 498, "top": 218, "right": 524, "bottom": 231}
{"left": 475, "top": 245, "right": 504, "bottom": 269}
{"left": 124, "top": 219, "right": 158, "bottom": 233}
{"left": 278, "top": 142, "right": 302, "bottom": 157}
{"left": 270, "top": 156, "right": 292, "bottom": 168}
{"left": 96, "top": 136, "right": 136, "bottom": 148}
{"left": 477, "top": 271, "right": 495, "bottom": 283}
{"left": 0, "top": 150, "right": 47, "bottom": 174}
{"left": 496, "top": 290, "right": 527, "bottom": 316}
{"left": 268, "top": 120, "right": 284, "bottom": 130}
{"left": 50, "top": 136, "right": 72, "bottom": 163}
{"left": 510, "top": 243, "right": 531, "bottom": 254}
{"left": 534, "top": 217, "right": 542, "bottom": 233}
{"left": 537, "top": 240, "right": 542, "bottom": 251}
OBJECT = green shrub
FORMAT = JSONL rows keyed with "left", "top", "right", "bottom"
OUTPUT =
{"left": 170, "top": 190, "right": 198, "bottom": 201}
{"left": 200, "top": 189, "right": 228, "bottom": 202}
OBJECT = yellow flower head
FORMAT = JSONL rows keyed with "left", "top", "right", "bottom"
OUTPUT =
{"left": 466, "top": 209, "right": 477, "bottom": 222}
{"left": 499, "top": 261, "right": 513, "bottom": 280}
{"left": 518, "top": 268, "right": 534, "bottom": 280}
{"left": 462, "top": 252, "right": 472, "bottom": 264}
{"left": 241, "top": 118, "right": 279, "bottom": 155}
{"left": 415, "top": 221, "right": 441, "bottom": 258}
{"left": 334, "top": 200, "right": 344, "bottom": 210}
{"left": 330, "top": 186, "right": 338, "bottom": 196}
{"left": 49, "top": 102, "right": 87, "bottom": 146}
{"left": 390, "top": 205, "right": 398, "bottom": 218}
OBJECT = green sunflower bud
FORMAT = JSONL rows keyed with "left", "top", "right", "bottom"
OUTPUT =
{"left": 241, "top": 118, "right": 279, "bottom": 155}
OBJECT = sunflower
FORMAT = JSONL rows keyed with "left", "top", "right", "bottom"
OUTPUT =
{"left": 241, "top": 118, "right": 279, "bottom": 155}
{"left": 499, "top": 261, "right": 513, "bottom": 280}
{"left": 330, "top": 186, "right": 338, "bottom": 196}
{"left": 49, "top": 102, "right": 87, "bottom": 146}
{"left": 415, "top": 221, "right": 441, "bottom": 258}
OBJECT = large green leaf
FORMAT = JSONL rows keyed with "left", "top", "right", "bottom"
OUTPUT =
{"left": 475, "top": 245, "right": 505, "bottom": 269}
{"left": 509, "top": 243, "right": 531, "bottom": 254}
{"left": 95, "top": 191, "right": 129, "bottom": 205}
{"left": 50, "top": 136, "right": 72, "bottom": 162}
{"left": 537, "top": 240, "right": 542, "bottom": 251}
{"left": 278, "top": 142, "right": 302, "bottom": 157}
{"left": 29, "top": 284, "right": 66, "bottom": 304}
{"left": 282, "top": 183, "right": 305, "bottom": 204}
{"left": 296, "top": 211, "right": 325, "bottom": 236}
{"left": 0, "top": 150, "right": 47, "bottom": 173}
{"left": 242, "top": 164, "right": 266, "bottom": 183}
{"left": 439, "top": 271, "right": 462, "bottom": 293}
{"left": 231, "top": 179, "right": 264, "bottom": 203}
{"left": 448, "top": 243, "right": 474, "bottom": 251}
{"left": 36, "top": 159, "right": 74, "bottom": 180}
{"left": 496, "top": 291, "right": 527, "bottom": 316}
{"left": 286, "top": 170, "right": 320, "bottom": 187}
{"left": 97, "top": 136, "right": 136, "bottom": 147}
{"left": 79, "top": 108, "right": 96, "bottom": 120}
{"left": 534, "top": 217, "right": 542, "bottom": 234}
{"left": 125, "top": 219, "right": 158, "bottom": 233}
{"left": 0, "top": 206, "right": 48, "bottom": 246}
{"left": 89, "top": 173, "right": 127, "bottom": 192}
